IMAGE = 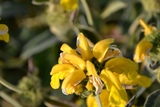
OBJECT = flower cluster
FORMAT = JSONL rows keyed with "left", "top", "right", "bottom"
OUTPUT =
{"left": 134, "top": 19, "right": 160, "bottom": 63}
{"left": 50, "top": 33, "right": 151, "bottom": 106}
{"left": 0, "top": 18, "right": 9, "bottom": 43}
{"left": 133, "top": 19, "right": 157, "bottom": 63}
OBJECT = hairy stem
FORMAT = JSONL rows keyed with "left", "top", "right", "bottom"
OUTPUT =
{"left": 95, "top": 94, "right": 103, "bottom": 107}
{"left": 0, "top": 77, "right": 23, "bottom": 94}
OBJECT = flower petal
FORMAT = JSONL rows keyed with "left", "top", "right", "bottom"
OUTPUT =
{"left": 100, "top": 90, "right": 110, "bottom": 107}
{"left": 105, "top": 57, "right": 138, "bottom": 80}
{"left": 50, "top": 64, "right": 76, "bottom": 75}
{"left": 86, "top": 60, "right": 104, "bottom": 94}
{"left": 124, "top": 68, "right": 138, "bottom": 80}
{"left": 93, "top": 38, "right": 114, "bottom": 63}
{"left": 109, "top": 86, "right": 122, "bottom": 105}
{"left": 50, "top": 74, "right": 61, "bottom": 89}
{"left": 87, "top": 94, "right": 97, "bottom": 107}
{"left": 109, "top": 86, "right": 128, "bottom": 105}
{"left": 119, "top": 74, "right": 138, "bottom": 85}
{"left": 134, "top": 38, "right": 153, "bottom": 63}
{"left": 61, "top": 70, "right": 86, "bottom": 94}
{"left": 0, "top": 24, "right": 8, "bottom": 35}
{"left": 60, "top": 0, "right": 78, "bottom": 11}
{"left": 60, "top": 43, "right": 80, "bottom": 56}
{"left": 119, "top": 74, "right": 152, "bottom": 88}
{"left": 77, "top": 33, "right": 93, "bottom": 60}
{"left": 100, "top": 69, "right": 114, "bottom": 91}
{"left": 119, "top": 87, "right": 128, "bottom": 102}
{"left": 75, "top": 84, "right": 83, "bottom": 94}
{"left": 0, "top": 35, "right": 3, "bottom": 40}
{"left": 3, "top": 33, "right": 9, "bottom": 43}
{"left": 139, "top": 19, "right": 156, "bottom": 36}
{"left": 86, "top": 60, "right": 98, "bottom": 76}
{"left": 86, "top": 81, "right": 93, "bottom": 91}
{"left": 104, "top": 69, "right": 122, "bottom": 90}
{"left": 105, "top": 57, "right": 137, "bottom": 71}
{"left": 61, "top": 53, "right": 86, "bottom": 70}
{"left": 0, "top": 33, "right": 9, "bottom": 43}
{"left": 137, "top": 75, "right": 152, "bottom": 88}
{"left": 58, "top": 57, "right": 62, "bottom": 64}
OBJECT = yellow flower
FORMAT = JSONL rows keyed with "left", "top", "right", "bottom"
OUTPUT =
{"left": 60, "top": 0, "right": 78, "bottom": 11}
{"left": 61, "top": 70, "right": 86, "bottom": 95}
{"left": 134, "top": 19, "right": 156, "bottom": 62}
{"left": 50, "top": 64, "right": 76, "bottom": 89}
{"left": 134, "top": 38, "right": 153, "bottom": 62}
{"left": 0, "top": 18, "right": 9, "bottom": 43}
{"left": 87, "top": 89, "right": 127, "bottom": 107}
{"left": 99, "top": 69, "right": 128, "bottom": 105}
{"left": 50, "top": 32, "right": 144, "bottom": 106}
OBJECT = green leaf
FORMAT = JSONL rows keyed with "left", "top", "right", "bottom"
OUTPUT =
{"left": 20, "top": 30, "right": 60, "bottom": 59}
{"left": 144, "top": 90, "right": 160, "bottom": 107}
{"left": 100, "top": 1, "right": 127, "bottom": 19}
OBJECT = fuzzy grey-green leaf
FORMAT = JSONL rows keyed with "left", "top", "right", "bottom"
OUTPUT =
{"left": 144, "top": 89, "right": 160, "bottom": 107}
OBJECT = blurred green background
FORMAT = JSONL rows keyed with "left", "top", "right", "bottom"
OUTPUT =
{"left": 0, "top": 0, "right": 160, "bottom": 107}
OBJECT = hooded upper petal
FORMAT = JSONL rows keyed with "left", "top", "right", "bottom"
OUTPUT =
{"left": 61, "top": 53, "right": 86, "bottom": 70}
{"left": 134, "top": 38, "right": 153, "bottom": 63}
{"left": 60, "top": 43, "right": 80, "bottom": 56}
{"left": 61, "top": 70, "right": 86, "bottom": 95}
{"left": 92, "top": 38, "right": 114, "bottom": 63}
{"left": 119, "top": 74, "right": 152, "bottom": 88}
{"left": 105, "top": 57, "right": 137, "bottom": 80}
{"left": 77, "top": 33, "right": 93, "bottom": 60}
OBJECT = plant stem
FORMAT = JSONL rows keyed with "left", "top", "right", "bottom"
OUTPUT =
{"left": 0, "top": 77, "right": 23, "bottom": 94}
{"left": 70, "top": 10, "right": 80, "bottom": 35}
{"left": 80, "top": 0, "right": 94, "bottom": 27}
{"left": 95, "top": 94, "right": 103, "bottom": 107}
{"left": 0, "top": 91, "right": 23, "bottom": 107}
